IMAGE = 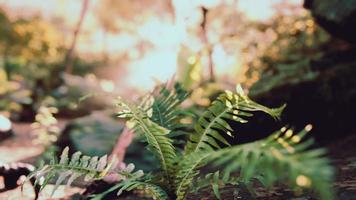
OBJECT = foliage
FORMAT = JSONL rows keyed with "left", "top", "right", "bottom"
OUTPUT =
{"left": 0, "top": 9, "right": 106, "bottom": 119}
{"left": 117, "top": 95, "right": 176, "bottom": 189}
{"left": 208, "top": 125, "right": 333, "bottom": 200}
{"left": 24, "top": 147, "right": 143, "bottom": 196}
{"left": 0, "top": 67, "right": 32, "bottom": 118}
{"left": 0, "top": 9, "right": 65, "bottom": 85}
{"left": 184, "top": 88, "right": 285, "bottom": 154}
{"left": 31, "top": 104, "right": 60, "bottom": 147}
{"left": 29, "top": 84, "right": 334, "bottom": 200}
{"left": 176, "top": 47, "right": 203, "bottom": 90}
{"left": 242, "top": 3, "right": 331, "bottom": 93}
{"left": 151, "top": 82, "right": 190, "bottom": 130}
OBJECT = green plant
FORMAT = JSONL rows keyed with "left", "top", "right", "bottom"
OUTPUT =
{"left": 23, "top": 147, "right": 143, "bottom": 195}
{"left": 0, "top": 68, "right": 32, "bottom": 118}
{"left": 31, "top": 104, "right": 60, "bottom": 147}
{"left": 28, "top": 84, "right": 334, "bottom": 200}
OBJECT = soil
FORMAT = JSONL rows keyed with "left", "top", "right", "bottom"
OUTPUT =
{"left": 1, "top": 122, "right": 355, "bottom": 200}
{"left": 0, "top": 121, "right": 82, "bottom": 200}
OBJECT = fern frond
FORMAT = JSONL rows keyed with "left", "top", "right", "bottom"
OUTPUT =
{"left": 208, "top": 125, "right": 334, "bottom": 200}
{"left": 185, "top": 88, "right": 285, "bottom": 154}
{"left": 191, "top": 171, "right": 239, "bottom": 200}
{"left": 151, "top": 83, "right": 189, "bottom": 130}
{"left": 117, "top": 180, "right": 168, "bottom": 200}
{"left": 92, "top": 174, "right": 168, "bottom": 200}
{"left": 174, "top": 151, "right": 210, "bottom": 200}
{"left": 90, "top": 165, "right": 168, "bottom": 200}
{"left": 117, "top": 98, "right": 176, "bottom": 187}
{"left": 26, "top": 147, "right": 118, "bottom": 196}
{"left": 174, "top": 153, "right": 239, "bottom": 200}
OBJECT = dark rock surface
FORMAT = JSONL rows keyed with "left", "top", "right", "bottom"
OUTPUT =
{"left": 244, "top": 48, "right": 356, "bottom": 145}
{"left": 304, "top": 0, "right": 356, "bottom": 43}
{"left": 0, "top": 130, "right": 12, "bottom": 142}
{"left": 56, "top": 112, "right": 124, "bottom": 156}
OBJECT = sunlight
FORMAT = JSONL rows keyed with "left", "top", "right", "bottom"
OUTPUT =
{"left": 127, "top": 49, "right": 178, "bottom": 91}
{"left": 0, "top": 0, "right": 303, "bottom": 91}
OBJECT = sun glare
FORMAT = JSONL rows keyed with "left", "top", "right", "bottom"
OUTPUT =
{"left": 0, "top": 0, "right": 302, "bottom": 91}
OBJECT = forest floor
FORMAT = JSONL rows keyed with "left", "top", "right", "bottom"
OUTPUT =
{"left": 1, "top": 122, "right": 356, "bottom": 200}
{"left": 0, "top": 121, "right": 83, "bottom": 200}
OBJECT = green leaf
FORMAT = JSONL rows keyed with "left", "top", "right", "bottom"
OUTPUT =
{"left": 151, "top": 83, "right": 189, "bottom": 130}
{"left": 26, "top": 147, "right": 119, "bottom": 196}
{"left": 212, "top": 171, "right": 221, "bottom": 200}
{"left": 92, "top": 173, "right": 167, "bottom": 200}
{"left": 207, "top": 126, "right": 334, "bottom": 200}
{"left": 116, "top": 98, "right": 176, "bottom": 187}
{"left": 185, "top": 90, "right": 285, "bottom": 154}
{"left": 174, "top": 151, "right": 210, "bottom": 200}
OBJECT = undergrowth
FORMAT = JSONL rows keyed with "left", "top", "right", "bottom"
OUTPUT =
{"left": 26, "top": 83, "right": 334, "bottom": 200}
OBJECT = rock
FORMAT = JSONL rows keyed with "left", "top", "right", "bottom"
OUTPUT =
{"left": 56, "top": 112, "right": 124, "bottom": 156}
{"left": 338, "top": 190, "right": 356, "bottom": 200}
{"left": 124, "top": 140, "right": 159, "bottom": 172}
{"left": 81, "top": 180, "right": 119, "bottom": 200}
{"left": 52, "top": 74, "right": 115, "bottom": 119}
{"left": 304, "top": 0, "right": 356, "bottom": 43}
{"left": 186, "top": 184, "right": 255, "bottom": 200}
{"left": 0, "top": 115, "right": 13, "bottom": 142}
{"left": 246, "top": 48, "right": 356, "bottom": 144}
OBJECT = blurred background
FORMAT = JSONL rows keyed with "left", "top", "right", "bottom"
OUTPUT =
{"left": 0, "top": 0, "right": 307, "bottom": 94}
{"left": 1, "top": 0, "right": 356, "bottom": 199}
{"left": 0, "top": 0, "right": 328, "bottom": 119}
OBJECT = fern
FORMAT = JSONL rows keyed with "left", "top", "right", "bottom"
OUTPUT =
{"left": 174, "top": 151, "right": 210, "bottom": 200}
{"left": 185, "top": 87, "right": 285, "bottom": 154}
{"left": 207, "top": 125, "right": 334, "bottom": 200}
{"left": 31, "top": 105, "right": 60, "bottom": 147}
{"left": 174, "top": 125, "right": 333, "bottom": 200}
{"left": 29, "top": 84, "right": 334, "bottom": 200}
{"left": 24, "top": 147, "right": 118, "bottom": 195}
{"left": 191, "top": 171, "right": 239, "bottom": 200}
{"left": 174, "top": 150, "right": 237, "bottom": 199}
{"left": 91, "top": 166, "right": 168, "bottom": 200}
{"left": 117, "top": 98, "right": 176, "bottom": 187}
{"left": 151, "top": 83, "right": 189, "bottom": 130}
{"left": 92, "top": 177, "right": 168, "bottom": 200}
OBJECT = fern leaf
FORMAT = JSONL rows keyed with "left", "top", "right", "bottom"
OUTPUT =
{"left": 92, "top": 181, "right": 168, "bottom": 200}
{"left": 27, "top": 147, "right": 118, "bottom": 196}
{"left": 211, "top": 171, "right": 222, "bottom": 200}
{"left": 191, "top": 171, "right": 239, "bottom": 199}
{"left": 151, "top": 83, "right": 189, "bottom": 129}
{"left": 185, "top": 89, "right": 285, "bottom": 154}
{"left": 117, "top": 181, "right": 168, "bottom": 200}
{"left": 207, "top": 125, "right": 334, "bottom": 200}
{"left": 117, "top": 98, "right": 176, "bottom": 186}
{"left": 51, "top": 170, "right": 72, "bottom": 195}
{"left": 174, "top": 151, "right": 210, "bottom": 200}
{"left": 92, "top": 172, "right": 168, "bottom": 200}
{"left": 174, "top": 153, "right": 239, "bottom": 200}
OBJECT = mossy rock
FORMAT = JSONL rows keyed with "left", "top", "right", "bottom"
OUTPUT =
{"left": 304, "top": 0, "right": 356, "bottom": 43}
{"left": 56, "top": 113, "right": 123, "bottom": 156}
{"left": 246, "top": 48, "right": 356, "bottom": 144}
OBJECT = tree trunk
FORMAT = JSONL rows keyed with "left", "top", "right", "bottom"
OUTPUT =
{"left": 201, "top": 7, "right": 215, "bottom": 82}
{"left": 3, "top": 48, "right": 10, "bottom": 80}
{"left": 167, "top": 0, "right": 176, "bottom": 23}
{"left": 65, "top": 0, "right": 90, "bottom": 74}
{"left": 102, "top": 28, "right": 109, "bottom": 62}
